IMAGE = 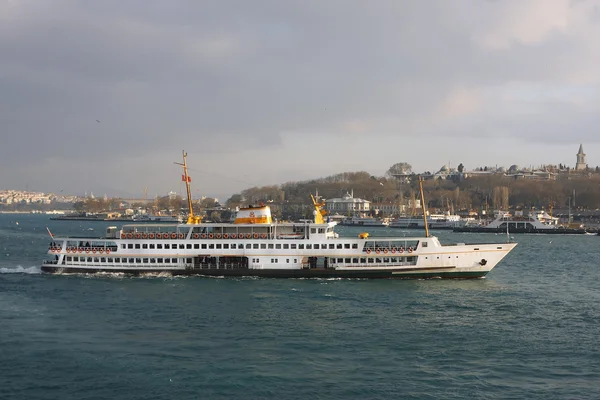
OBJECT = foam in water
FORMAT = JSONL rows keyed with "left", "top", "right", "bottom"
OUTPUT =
{"left": 0, "top": 265, "right": 42, "bottom": 274}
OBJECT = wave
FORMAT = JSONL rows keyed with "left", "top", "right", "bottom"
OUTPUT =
{"left": 0, "top": 265, "right": 42, "bottom": 274}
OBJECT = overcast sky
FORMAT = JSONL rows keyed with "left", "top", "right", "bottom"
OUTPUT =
{"left": 2, "top": 0, "right": 600, "bottom": 200}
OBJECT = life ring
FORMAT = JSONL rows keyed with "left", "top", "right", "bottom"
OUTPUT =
{"left": 399, "top": 247, "right": 404, "bottom": 253}
{"left": 376, "top": 249, "right": 381, "bottom": 254}
{"left": 135, "top": 233, "right": 141, "bottom": 239}
{"left": 246, "top": 233, "right": 251, "bottom": 239}
{"left": 261, "top": 233, "right": 267, "bottom": 239}
{"left": 216, "top": 234, "right": 222, "bottom": 239}
{"left": 149, "top": 233, "right": 155, "bottom": 239}
{"left": 366, "top": 249, "right": 372, "bottom": 254}
{"left": 78, "top": 248, "right": 83, "bottom": 253}
{"left": 230, "top": 234, "right": 237, "bottom": 239}
{"left": 86, "top": 249, "right": 90, "bottom": 254}
{"left": 171, "top": 233, "right": 177, "bottom": 239}
{"left": 106, "top": 249, "right": 111, "bottom": 255}
{"left": 408, "top": 247, "right": 413, "bottom": 253}
{"left": 223, "top": 234, "right": 229, "bottom": 239}
{"left": 142, "top": 233, "right": 148, "bottom": 239}
{"left": 253, "top": 233, "right": 259, "bottom": 239}
{"left": 127, "top": 233, "right": 133, "bottom": 239}
{"left": 99, "top": 248, "right": 104, "bottom": 254}
{"left": 66, "top": 248, "right": 71, "bottom": 253}
{"left": 201, "top": 234, "right": 207, "bottom": 239}
{"left": 240, "top": 234, "right": 246, "bottom": 240}
{"left": 179, "top": 234, "right": 184, "bottom": 239}
{"left": 121, "top": 234, "right": 126, "bottom": 239}
{"left": 193, "top": 233, "right": 199, "bottom": 239}
{"left": 383, "top": 249, "right": 389, "bottom": 254}
{"left": 391, "top": 248, "right": 396, "bottom": 254}
{"left": 92, "top": 248, "right": 97, "bottom": 254}
{"left": 208, "top": 233, "right": 214, "bottom": 239}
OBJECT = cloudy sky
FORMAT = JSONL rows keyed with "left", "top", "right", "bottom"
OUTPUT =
{"left": 2, "top": 0, "right": 600, "bottom": 200}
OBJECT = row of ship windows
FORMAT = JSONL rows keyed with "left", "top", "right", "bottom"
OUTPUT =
{"left": 64, "top": 256, "right": 192, "bottom": 264}
{"left": 122, "top": 243, "right": 360, "bottom": 250}
{"left": 332, "top": 257, "right": 416, "bottom": 264}
{"left": 250, "top": 258, "right": 299, "bottom": 263}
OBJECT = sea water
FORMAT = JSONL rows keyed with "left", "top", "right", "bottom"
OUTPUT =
{"left": 1, "top": 214, "right": 599, "bottom": 399}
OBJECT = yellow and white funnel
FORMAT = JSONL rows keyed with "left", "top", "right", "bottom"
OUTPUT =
{"left": 234, "top": 206, "right": 272, "bottom": 224}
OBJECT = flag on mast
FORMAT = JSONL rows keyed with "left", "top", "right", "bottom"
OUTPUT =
{"left": 181, "top": 175, "right": 191, "bottom": 183}
{"left": 46, "top": 226, "right": 54, "bottom": 238}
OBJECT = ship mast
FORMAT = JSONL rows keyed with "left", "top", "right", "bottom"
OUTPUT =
{"left": 174, "top": 150, "right": 201, "bottom": 224}
{"left": 418, "top": 176, "right": 430, "bottom": 237}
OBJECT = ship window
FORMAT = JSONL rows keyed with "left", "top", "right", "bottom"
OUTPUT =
{"left": 474, "top": 248, "right": 479, "bottom": 251}
{"left": 150, "top": 244, "right": 155, "bottom": 249}
{"left": 128, "top": 244, "right": 133, "bottom": 249}
{"left": 368, "top": 258, "right": 374, "bottom": 263}
{"left": 352, "top": 258, "right": 359, "bottom": 263}
{"left": 186, "top": 258, "right": 192, "bottom": 263}
{"left": 422, "top": 243, "right": 427, "bottom": 248}
{"left": 291, "top": 244, "right": 296, "bottom": 249}
{"left": 186, "top": 244, "right": 192, "bottom": 249}
{"left": 294, "top": 259, "right": 297, "bottom": 263}
{"left": 115, "top": 258, "right": 120, "bottom": 263}
{"left": 360, "top": 258, "right": 366, "bottom": 263}
{"left": 344, "top": 244, "right": 350, "bottom": 249}
{"left": 141, "top": 244, "right": 146, "bottom": 249}
{"left": 121, "top": 244, "right": 126, "bottom": 249}
{"left": 497, "top": 246, "right": 502, "bottom": 249}
{"left": 231, "top": 244, "right": 237, "bottom": 249}
{"left": 171, "top": 258, "right": 177, "bottom": 263}
{"left": 194, "top": 244, "right": 200, "bottom": 249}
{"left": 136, "top": 258, "right": 142, "bottom": 263}
{"left": 352, "top": 244, "right": 358, "bottom": 249}
{"left": 283, "top": 244, "right": 289, "bottom": 249}
{"left": 345, "top": 258, "right": 351, "bottom": 263}
{"left": 66, "top": 257, "right": 72, "bottom": 262}
{"left": 337, "top": 258, "right": 343, "bottom": 263}
{"left": 150, "top": 258, "right": 156, "bottom": 263}
{"left": 246, "top": 244, "right": 251, "bottom": 249}
{"left": 383, "top": 258, "right": 390, "bottom": 263}
{"left": 209, "top": 244, "right": 214, "bottom": 249}
{"left": 101, "top": 257, "right": 106, "bottom": 262}
{"left": 260, "top": 244, "right": 266, "bottom": 249}
{"left": 313, "top": 244, "right": 319, "bottom": 249}
{"left": 253, "top": 244, "right": 259, "bottom": 249}
{"left": 268, "top": 244, "right": 274, "bottom": 249}
{"left": 337, "top": 244, "right": 342, "bottom": 249}
{"left": 157, "top": 244, "right": 163, "bottom": 249}
{"left": 299, "top": 244, "right": 304, "bottom": 249}
{"left": 376, "top": 258, "right": 382, "bottom": 263}
{"left": 276, "top": 244, "right": 282, "bottom": 249}
{"left": 165, "top": 244, "right": 170, "bottom": 249}
{"left": 319, "top": 228, "right": 325, "bottom": 234}
{"left": 306, "top": 244, "right": 312, "bottom": 249}
{"left": 271, "top": 259, "right": 274, "bottom": 263}
{"left": 179, "top": 244, "right": 185, "bottom": 249}
{"left": 216, "top": 244, "right": 222, "bottom": 249}
{"left": 224, "top": 244, "right": 230, "bottom": 249}
{"left": 157, "top": 258, "right": 163, "bottom": 263}
{"left": 311, "top": 228, "right": 317, "bottom": 234}
{"left": 165, "top": 258, "right": 170, "bottom": 263}
{"left": 143, "top": 258, "right": 148, "bottom": 263}
{"left": 286, "top": 259, "right": 289, "bottom": 263}
{"left": 202, "top": 244, "right": 207, "bottom": 249}
{"left": 135, "top": 244, "right": 141, "bottom": 249}
{"left": 329, "top": 244, "right": 335, "bottom": 249}
{"left": 94, "top": 257, "right": 99, "bottom": 262}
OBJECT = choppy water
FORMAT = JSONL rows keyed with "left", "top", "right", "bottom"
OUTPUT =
{"left": 1, "top": 214, "right": 599, "bottom": 399}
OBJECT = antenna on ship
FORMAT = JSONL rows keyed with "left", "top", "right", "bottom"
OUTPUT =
{"left": 174, "top": 150, "right": 202, "bottom": 224}
{"left": 418, "top": 176, "right": 430, "bottom": 237}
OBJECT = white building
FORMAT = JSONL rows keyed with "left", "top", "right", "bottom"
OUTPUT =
{"left": 325, "top": 192, "right": 370, "bottom": 215}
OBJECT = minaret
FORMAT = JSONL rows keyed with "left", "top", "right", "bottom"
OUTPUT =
{"left": 575, "top": 144, "right": 587, "bottom": 171}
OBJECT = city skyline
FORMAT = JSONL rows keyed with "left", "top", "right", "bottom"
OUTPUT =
{"left": 2, "top": 1, "right": 600, "bottom": 199}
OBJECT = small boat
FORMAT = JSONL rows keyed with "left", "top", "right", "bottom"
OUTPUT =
{"left": 40, "top": 153, "right": 517, "bottom": 279}
{"left": 338, "top": 216, "right": 389, "bottom": 227}
{"left": 454, "top": 210, "right": 589, "bottom": 234}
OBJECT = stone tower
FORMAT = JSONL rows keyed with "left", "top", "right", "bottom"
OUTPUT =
{"left": 575, "top": 144, "right": 587, "bottom": 171}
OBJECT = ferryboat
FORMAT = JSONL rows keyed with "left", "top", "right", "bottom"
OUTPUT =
{"left": 40, "top": 152, "right": 517, "bottom": 279}
{"left": 453, "top": 210, "right": 590, "bottom": 234}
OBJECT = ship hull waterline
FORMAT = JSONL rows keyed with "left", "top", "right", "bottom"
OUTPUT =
{"left": 40, "top": 265, "right": 489, "bottom": 279}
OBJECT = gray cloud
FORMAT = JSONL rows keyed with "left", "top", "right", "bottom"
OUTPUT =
{"left": 2, "top": 0, "right": 600, "bottom": 199}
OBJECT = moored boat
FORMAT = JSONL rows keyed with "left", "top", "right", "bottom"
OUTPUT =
{"left": 40, "top": 153, "right": 517, "bottom": 279}
{"left": 453, "top": 210, "right": 591, "bottom": 234}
